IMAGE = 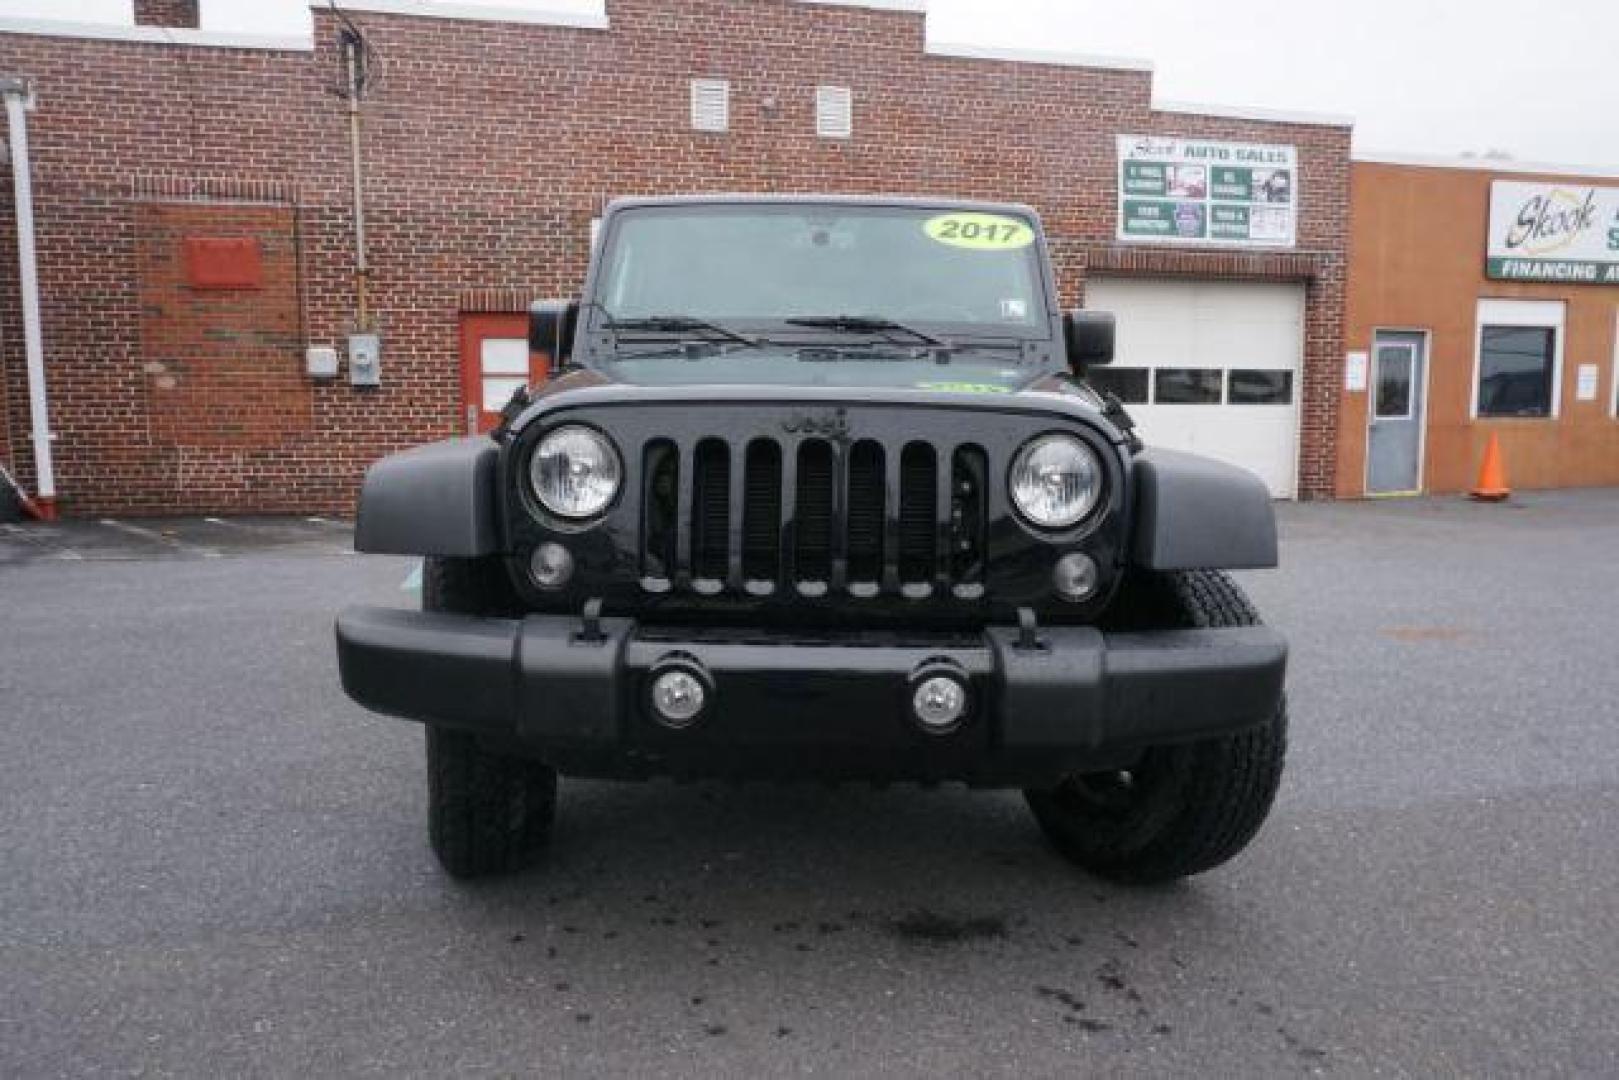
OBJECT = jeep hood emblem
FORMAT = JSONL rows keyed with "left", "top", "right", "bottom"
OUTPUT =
{"left": 781, "top": 408, "right": 851, "bottom": 437}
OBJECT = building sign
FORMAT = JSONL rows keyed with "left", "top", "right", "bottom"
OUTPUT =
{"left": 1117, "top": 136, "right": 1297, "bottom": 247}
{"left": 1487, "top": 181, "right": 1619, "bottom": 284}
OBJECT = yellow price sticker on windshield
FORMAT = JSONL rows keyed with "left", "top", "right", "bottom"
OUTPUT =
{"left": 924, "top": 213, "right": 1035, "bottom": 251}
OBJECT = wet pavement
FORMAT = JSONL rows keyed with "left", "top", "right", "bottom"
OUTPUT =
{"left": 2, "top": 493, "right": 1617, "bottom": 1077}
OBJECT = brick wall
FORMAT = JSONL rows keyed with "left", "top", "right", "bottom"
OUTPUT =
{"left": 133, "top": 0, "right": 200, "bottom": 30}
{"left": 0, "top": 0, "right": 1350, "bottom": 514}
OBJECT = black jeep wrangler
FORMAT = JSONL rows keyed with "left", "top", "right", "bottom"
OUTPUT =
{"left": 336, "top": 196, "right": 1287, "bottom": 884}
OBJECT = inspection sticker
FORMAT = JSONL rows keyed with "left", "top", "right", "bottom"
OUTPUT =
{"left": 924, "top": 212, "right": 1035, "bottom": 251}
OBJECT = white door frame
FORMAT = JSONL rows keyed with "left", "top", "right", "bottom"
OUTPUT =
{"left": 1364, "top": 327, "right": 1432, "bottom": 497}
{"left": 1610, "top": 307, "right": 1619, "bottom": 419}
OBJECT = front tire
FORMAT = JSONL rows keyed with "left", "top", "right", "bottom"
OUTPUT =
{"left": 421, "top": 556, "right": 557, "bottom": 879}
{"left": 1025, "top": 570, "right": 1287, "bottom": 884}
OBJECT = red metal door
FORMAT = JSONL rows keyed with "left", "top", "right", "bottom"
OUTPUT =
{"left": 458, "top": 312, "right": 548, "bottom": 434}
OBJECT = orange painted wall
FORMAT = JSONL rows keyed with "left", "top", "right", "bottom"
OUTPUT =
{"left": 1339, "top": 162, "right": 1619, "bottom": 497}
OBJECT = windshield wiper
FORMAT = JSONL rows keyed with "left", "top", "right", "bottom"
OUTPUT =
{"left": 796, "top": 344, "right": 927, "bottom": 362}
{"left": 784, "top": 315, "right": 951, "bottom": 348}
{"left": 603, "top": 315, "right": 756, "bottom": 349}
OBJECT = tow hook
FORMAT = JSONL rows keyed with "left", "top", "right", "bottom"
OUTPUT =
{"left": 574, "top": 597, "right": 606, "bottom": 644}
{"left": 1016, "top": 606, "right": 1046, "bottom": 653}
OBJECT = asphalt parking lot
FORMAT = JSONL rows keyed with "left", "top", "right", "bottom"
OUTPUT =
{"left": 3, "top": 494, "right": 1617, "bottom": 1077}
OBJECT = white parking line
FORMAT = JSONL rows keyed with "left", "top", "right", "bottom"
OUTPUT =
{"left": 201, "top": 517, "right": 260, "bottom": 535}
{"left": 2, "top": 522, "right": 82, "bottom": 559}
{"left": 99, "top": 518, "right": 222, "bottom": 558}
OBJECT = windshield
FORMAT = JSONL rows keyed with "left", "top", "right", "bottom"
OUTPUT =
{"left": 594, "top": 204, "right": 1050, "bottom": 339}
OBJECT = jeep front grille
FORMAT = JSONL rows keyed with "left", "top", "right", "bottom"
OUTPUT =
{"left": 638, "top": 436, "right": 988, "bottom": 599}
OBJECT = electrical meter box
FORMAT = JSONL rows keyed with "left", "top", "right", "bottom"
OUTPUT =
{"left": 306, "top": 346, "right": 339, "bottom": 379}
{"left": 348, "top": 333, "right": 382, "bottom": 387}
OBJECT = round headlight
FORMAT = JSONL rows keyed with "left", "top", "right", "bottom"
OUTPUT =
{"left": 530, "top": 425, "right": 622, "bottom": 519}
{"left": 1009, "top": 433, "right": 1102, "bottom": 529}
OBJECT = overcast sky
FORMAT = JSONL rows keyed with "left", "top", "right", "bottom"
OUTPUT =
{"left": 9, "top": 0, "right": 1617, "bottom": 167}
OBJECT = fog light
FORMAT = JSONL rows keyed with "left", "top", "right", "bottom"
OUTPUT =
{"left": 1052, "top": 552, "right": 1098, "bottom": 602}
{"left": 530, "top": 542, "right": 574, "bottom": 589}
{"left": 650, "top": 669, "right": 707, "bottom": 728}
{"left": 913, "top": 675, "right": 968, "bottom": 733}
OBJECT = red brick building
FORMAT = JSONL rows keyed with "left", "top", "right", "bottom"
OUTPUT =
{"left": 0, "top": 0, "right": 1352, "bottom": 516}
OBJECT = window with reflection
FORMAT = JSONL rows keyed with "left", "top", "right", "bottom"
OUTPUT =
{"left": 1477, "top": 325, "right": 1555, "bottom": 418}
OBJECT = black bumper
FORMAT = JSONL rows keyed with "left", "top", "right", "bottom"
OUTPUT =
{"left": 335, "top": 607, "right": 1286, "bottom": 786}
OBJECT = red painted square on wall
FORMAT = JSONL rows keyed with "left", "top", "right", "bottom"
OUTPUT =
{"left": 183, "top": 237, "right": 262, "bottom": 289}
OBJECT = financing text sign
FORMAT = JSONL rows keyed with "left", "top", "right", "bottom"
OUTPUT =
{"left": 1487, "top": 181, "right": 1619, "bottom": 284}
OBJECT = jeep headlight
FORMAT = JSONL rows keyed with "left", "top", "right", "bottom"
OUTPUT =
{"left": 530, "top": 425, "right": 622, "bottom": 519}
{"left": 1009, "top": 433, "right": 1102, "bottom": 529}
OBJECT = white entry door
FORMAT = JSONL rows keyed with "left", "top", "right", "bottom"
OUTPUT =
{"left": 1084, "top": 278, "right": 1305, "bottom": 498}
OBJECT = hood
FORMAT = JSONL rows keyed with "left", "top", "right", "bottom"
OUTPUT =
{"left": 511, "top": 355, "right": 1122, "bottom": 445}
{"left": 602, "top": 346, "right": 1046, "bottom": 396}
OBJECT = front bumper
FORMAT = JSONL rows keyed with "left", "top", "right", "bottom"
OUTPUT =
{"left": 335, "top": 607, "right": 1286, "bottom": 786}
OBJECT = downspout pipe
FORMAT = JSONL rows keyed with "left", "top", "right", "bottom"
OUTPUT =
{"left": 2, "top": 77, "right": 56, "bottom": 520}
{"left": 341, "top": 34, "right": 370, "bottom": 330}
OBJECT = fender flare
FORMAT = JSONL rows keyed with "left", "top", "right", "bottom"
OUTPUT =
{"left": 353, "top": 437, "right": 501, "bottom": 557}
{"left": 1130, "top": 449, "right": 1278, "bottom": 571}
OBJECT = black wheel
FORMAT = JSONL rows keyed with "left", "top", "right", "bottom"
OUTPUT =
{"left": 1025, "top": 570, "right": 1287, "bottom": 884}
{"left": 421, "top": 556, "right": 557, "bottom": 879}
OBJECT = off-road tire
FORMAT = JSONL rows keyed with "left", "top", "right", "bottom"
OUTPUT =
{"left": 421, "top": 556, "right": 557, "bottom": 879}
{"left": 1025, "top": 569, "right": 1287, "bottom": 885}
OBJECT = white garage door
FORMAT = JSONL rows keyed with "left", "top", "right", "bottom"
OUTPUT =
{"left": 1084, "top": 278, "right": 1305, "bottom": 498}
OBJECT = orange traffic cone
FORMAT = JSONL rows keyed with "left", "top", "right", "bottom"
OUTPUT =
{"left": 1470, "top": 433, "right": 1510, "bottom": 502}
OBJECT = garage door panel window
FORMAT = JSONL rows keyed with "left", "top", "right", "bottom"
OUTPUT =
{"left": 1087, "top": 366, "right": 1149, "bottom": 404}
{"left": 1477, "top": 326, "right": 1556, "bottom": 418}
{"left": 1228, "top": 369, "right": 1293, "bottom": 405}
{"left": 1154, "top": 368, "right": 1222, "bottom": 405}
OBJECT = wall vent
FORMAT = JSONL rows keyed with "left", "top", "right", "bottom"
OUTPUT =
{"left": 816, "top": 86, "right": 853, "bottom": 139}
{"left": 691, "top": 79, "right": 730, "bottom": 133}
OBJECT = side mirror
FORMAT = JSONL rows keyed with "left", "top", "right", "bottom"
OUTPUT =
{"left": 529, "top": 299, "right": 580, "bottom": 370}
{"left": 1065, "top": 309, "right": 1115, "bottom": 371}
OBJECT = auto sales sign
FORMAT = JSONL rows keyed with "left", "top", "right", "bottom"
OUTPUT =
{"left": 1117, "top": 136, "right": 1297, "bottom": 247}
{"left": 1487, "top": 181, "right": 1619, "bottom": 283}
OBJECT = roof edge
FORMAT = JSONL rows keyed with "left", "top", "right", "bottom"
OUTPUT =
{"left": 0, "top": 16, "right": 313, "bottom": 51}
{"left": 926, "top": 40, "right": 1153, "bottom": 74}
{"left": 797, "top": 0, "right": 928, "bottom": 11}
{"left": 308, "top": 1, "right": 609, "bottom": 29}
{"left": 1354, "top": 149, "right": 1619, "bottom": 181}
{"left": 1154, "top": 98, "right": 1354, "bottom": 129}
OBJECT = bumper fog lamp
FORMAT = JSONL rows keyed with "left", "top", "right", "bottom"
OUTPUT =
{"left": 912, "top": 675, "right": 969, "bottom": 733}
{"left": 529, "top": 542, "right": 574, "bottom": 589}
{"left": 650, "top": 669, "right": 707, "bottom": 728}
{"left": 1052, "top": 552, "right": 1098, "bottom": 601}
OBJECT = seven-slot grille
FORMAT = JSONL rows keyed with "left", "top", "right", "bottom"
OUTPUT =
{"left": 639, "top": 437, "right": 988, "bottom": 599}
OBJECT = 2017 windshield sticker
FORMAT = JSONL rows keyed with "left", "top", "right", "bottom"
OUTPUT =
{"left": 916, "top": 381, "right": 1014, "bottom": 394}
{"left": 924, "top": 213, "right": 1034, "bottom": 251}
